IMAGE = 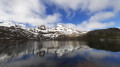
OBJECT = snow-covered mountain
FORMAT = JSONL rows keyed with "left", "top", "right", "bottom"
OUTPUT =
{"left": 0, "top": 21, "right": 16, "bottom": 27}
{"left": 36, "top": 24, "right": 81, "bottom": 39}
{"left": 0, "top": 21, "right": 85, "bottom": 40}
{"left": 0, "top": 21, "right": 39, "bottom": 40}
{"left": 0, "top": 21, "right": 27, "bottom": 29}
{"left": 51, "top": 24, "right": 80, "bottom": 34}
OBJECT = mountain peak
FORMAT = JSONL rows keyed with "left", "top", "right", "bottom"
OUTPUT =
{"left": 0, "top": 21, "right": 84, "bottom": 39}
{"left": 0, "top": 21, "right": 27, "bottom": 29}
{"left": 56, "top": 24, "right": 64, "bottom": 28}
{"left": 0, "top": 21, "right": 16, "bottom": 27}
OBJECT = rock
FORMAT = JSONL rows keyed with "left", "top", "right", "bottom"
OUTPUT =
{"left": 38, "top": 25, "right": 46, "bottom": 30}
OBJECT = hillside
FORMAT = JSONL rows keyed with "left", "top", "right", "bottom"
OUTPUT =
{"left": 0, "top": 21, "right": 84, "bottom": 40}
{"left": 1, "top": 21, "right": 120, "bottom": 41}
{"left": 0, "top": 26, "right": 41, "bottom": 40}
{"left": 84, "top": 28, "right": 120, "bottom": 41}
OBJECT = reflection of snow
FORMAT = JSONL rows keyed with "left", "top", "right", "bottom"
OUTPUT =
{"left": 0, "top": 41, "right": 120, "bottom": 67}
{"left": 40, "top": 41, "right": 89, "bottom": 56}
{"left": 0, "top": 54, "right": 9, "bottom": 63}
{"left": 0, "top": 41, "right": 89, "bottom": 63}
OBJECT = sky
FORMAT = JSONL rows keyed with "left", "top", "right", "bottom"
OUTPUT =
{"left": 0, "top": 0, "right": 120, "bottom": 31}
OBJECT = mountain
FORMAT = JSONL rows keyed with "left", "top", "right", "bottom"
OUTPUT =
{"left": 84, "top": 28, "right": 120, "bottom": 41}
{"left": 79, "top": 28, "right": 120, "bottom": 52}
{"left": 51, "top": 24, "right": 80, "bottom": 35}
{"left": 0, "top": 21, "right": 83, "bottom": 40}
{"left": 0, "top": 21, "right": 43, "bottom": 40}
{"left": 0, "top": 21, "right": 27, "bottom": 29}
{"left": 37, "top": 24, "right": 82, "bottom": 39}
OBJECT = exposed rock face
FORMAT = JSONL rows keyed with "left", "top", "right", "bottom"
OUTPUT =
{"left": 0, "top": 22, "right": 42, "bottom": 40}
{"left": 38, "top": 25, "right": 46, "bottom": 30}
{"left": 1, "top": 22, "right": 119, "bottom": 41}
{"left": 0, "top": 21, "right": 85, "bottom": 40}
{"left": 0, "top": 26, "right": 36, "bottom": 40}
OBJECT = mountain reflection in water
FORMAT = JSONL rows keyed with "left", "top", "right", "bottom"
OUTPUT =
{"left": 0, "top": 40, "right": 120, "bottom": 67}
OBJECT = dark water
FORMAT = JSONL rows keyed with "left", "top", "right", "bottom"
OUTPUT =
{"left": 0, "top": 40, "right": 120, "bottom": 67}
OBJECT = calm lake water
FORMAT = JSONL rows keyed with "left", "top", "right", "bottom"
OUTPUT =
{"left": 0, "top": 40, "right": 120, "bottom": 67}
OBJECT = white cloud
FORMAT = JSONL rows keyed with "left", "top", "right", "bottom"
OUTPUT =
{"left": 111, "top": 0, "right": 120, "bottom": 13}
{"left": 89, "top": 12, "right": 115, "bottom": 21}
{"left": 64, "top": 12, "right": 115, "bottom": 31}
{"left": 0, "top": 0, "right": 61, "bottom": 27}
{"left": 49, "top": 0, "right": 120, "bottom": 13}
{"left": 87, "top": 0, "right": 110, "bottom": 12}
{"left": 0, "top": 0, "right": 119, "bottom": 30}
{"left": 47, "top": 0, "right": 119, "bottom": 31}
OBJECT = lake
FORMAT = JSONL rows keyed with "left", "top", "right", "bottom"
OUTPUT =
{"left": 0, "top": 40, "right": 120, "bottom": 67}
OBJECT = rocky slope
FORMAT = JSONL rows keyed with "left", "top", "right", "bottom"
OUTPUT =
{"left": 0, "top": 21, "right": 84, "bottom": 40}
{"left": 83, "top": 28, "right": 120, "bottom": 41}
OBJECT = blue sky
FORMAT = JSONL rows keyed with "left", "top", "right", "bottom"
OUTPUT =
{"left": 45, "top": 3, "right": 89, "bottom": 23}
{"left": 0, "top": 0, "right": 120, "bottom": 31}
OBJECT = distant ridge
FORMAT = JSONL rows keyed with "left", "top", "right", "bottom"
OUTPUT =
{"left": 0, "top": 21, "right": 86, "bottom": 40}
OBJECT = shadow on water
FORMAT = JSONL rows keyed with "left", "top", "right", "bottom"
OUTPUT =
{"left": 0, "top": 40, "right": 27, "bottom": 54}
{"left": 86, "top": 40, "right": 120, "bottom": 52}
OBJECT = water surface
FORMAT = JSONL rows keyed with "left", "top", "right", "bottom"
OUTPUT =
{"left": 0, "top": 40, "right": 120, "bottom": 67}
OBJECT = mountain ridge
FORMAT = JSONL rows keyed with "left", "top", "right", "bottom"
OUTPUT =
{"left": 0, "top": 21, "right": 85, "bottom": 40}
